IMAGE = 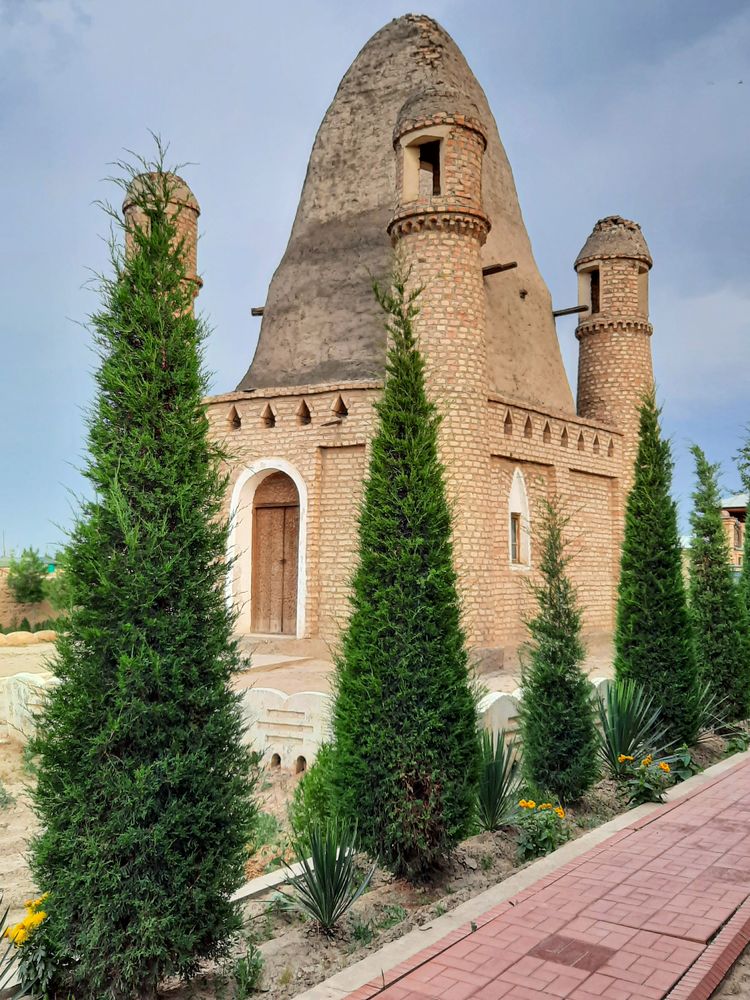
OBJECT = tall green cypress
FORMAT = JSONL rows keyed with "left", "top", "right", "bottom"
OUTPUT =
{"left": 28, "top": 155, "right": 256, "bottom": 999}
{"left": 518, "top": 500, "right": 598, "bottom": 802}
{"left": 330, "top": 267, "right": 479, "bottom": 878}
{"left": 688, "top": 445, "right": 750, "bottom": 721}
{"left": 614, "top": 391, "right": 699, "bottom": 745}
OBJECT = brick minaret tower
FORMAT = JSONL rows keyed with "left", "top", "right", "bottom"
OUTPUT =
{"left": 574, "top": 216, "right": 654, "bottom": 489}
{"left": 387, "top": 89, "right": 493, "bottom": 649}
{"left": 122, "top": 173, "right": 202, "bottom": 306}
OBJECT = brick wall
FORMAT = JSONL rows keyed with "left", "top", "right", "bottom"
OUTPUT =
{"left": 206, "top": 383, "right": 379, "bottom": 640}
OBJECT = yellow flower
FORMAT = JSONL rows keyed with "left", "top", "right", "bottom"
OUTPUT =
{"left": 618, "top": 754, "right": 634, "bottom": 764}
{"left": 518, "top": 799, "right": 527, "bottom": 808}
{"left": 526, "top": 800, "right": 536, "bottom": 809}
{"left": 555, "top": 807, "right": 565, "bottom": 819}
{"left": 538, "top": 802, "right": 553, "bottom": 810}
{"left": 659, "top": 762, "right": 671, "bottom": 773}
{"left": 641, "top": 755, "right": 653, "bottom": 767}
{"left": 4, "top": 905, "right": 48, "bottom": 948}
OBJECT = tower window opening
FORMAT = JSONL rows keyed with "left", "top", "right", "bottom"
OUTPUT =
{"left": 590, "top": 268, "right": 600, "bottom": 314}
{"left": 510, "top": 513, "right": 522, "bottom": 565}
{"left": 418, "top": 140, "right": 441, "bottom": 197}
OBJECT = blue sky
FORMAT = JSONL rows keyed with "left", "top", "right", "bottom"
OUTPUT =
{"left": 1, "top": 0, "right": 748, "bottom": 555}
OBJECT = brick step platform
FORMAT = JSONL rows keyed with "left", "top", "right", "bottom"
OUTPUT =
{"left": 346, "top": 758, "right": 750, "bottom": 1000}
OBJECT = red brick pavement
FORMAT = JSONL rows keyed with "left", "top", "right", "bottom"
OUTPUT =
{"left": 346, "top": 758, "right": 750, "bottom": 1000}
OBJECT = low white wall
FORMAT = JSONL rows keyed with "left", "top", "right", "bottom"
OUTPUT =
{"left": 477, "top": 676, "right": 611, "bottom": 743}
{"left": 0, "top": 674, "right": 613, "bottom": 768}
{"left": 240, "top": 687, "right": 333, "bottom": 771}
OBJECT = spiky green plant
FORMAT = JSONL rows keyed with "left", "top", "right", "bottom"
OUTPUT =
{"left": 518, "top": 499, "right": 599, "bottom": 802}
{"left": 281, "top": 820, "right": 375, "bottom": 935}
{"left": 27, "top": 148, "right": 257, "bottom": 1000}
{"left": 476, "top": 731, "right": 521, "bottom": 832}
{"left": 614, "top": 391, "right": 700, "bottom": 745}
{"left": 688, "top": 445, "right": 750, "bottom": 721}
{"left": 330, "top": 265, "right": 479, "bottom": 877}
{"left": 596, "top": 678, "right": 668, "bottom": 780}
{"left": 0, "top": 894, "right": 17, "bottom": 993}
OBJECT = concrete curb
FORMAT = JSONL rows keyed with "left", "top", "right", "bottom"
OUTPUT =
{"left": 666, "top": 895, "right": 750, "bottom": 999}
{"left": 291, "top": 748, "right": 750, "bottom": 1000}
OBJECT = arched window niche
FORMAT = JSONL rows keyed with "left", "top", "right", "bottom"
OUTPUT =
{"left": 508, "top": 468, "right": 531, "bottom": 569}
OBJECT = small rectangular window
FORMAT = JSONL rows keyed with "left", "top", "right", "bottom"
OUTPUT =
{"left": 510, "top": 513, "right": 521, "bottom": 564}
{"left": 590, "top": 268, "right": 600, "bottom": 314}
{"left": 418, "top": 141, "right": 441, "bottom": 197}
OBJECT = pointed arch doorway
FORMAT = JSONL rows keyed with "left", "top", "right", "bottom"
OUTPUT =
{"left": 251, "top": 471, "right": 299, "bottom": 634}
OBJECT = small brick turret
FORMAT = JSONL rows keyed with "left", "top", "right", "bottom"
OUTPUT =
{"left": 387, "top": 89, "right": 493, "bottom": 646}
{"left": 574, "top": 216, "right": 654, "bottom": 487}
{"left": 122, "top": 173, "right": 202, "bottom": 305}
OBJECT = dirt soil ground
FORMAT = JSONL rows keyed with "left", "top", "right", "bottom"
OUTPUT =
{"left": 0, "top": 740, "right": 36, "bottom": 920}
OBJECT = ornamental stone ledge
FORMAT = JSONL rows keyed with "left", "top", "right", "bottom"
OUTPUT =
{"left": 575, "top": 318, "right": 653, "bottom": 338}
{"left": 387, "top": 204, "right": 490, "bottom": 242}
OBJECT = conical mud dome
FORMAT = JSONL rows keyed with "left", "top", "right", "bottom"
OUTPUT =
{"left": 239, "top": 14, "right": 573, "bottom": 413}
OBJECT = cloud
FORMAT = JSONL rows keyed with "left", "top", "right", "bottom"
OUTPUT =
{"left": 653, "top": 284, "right": 750, "bottom": 414}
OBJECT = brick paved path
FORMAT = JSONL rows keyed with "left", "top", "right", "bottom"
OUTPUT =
{"left": 348, "top": 758, "right": 750, "bottom": 1000}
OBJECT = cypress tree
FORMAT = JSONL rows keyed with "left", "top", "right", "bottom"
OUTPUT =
{"left": 518, "top": 500, "right": 598, "bottom": 802}
{"left": 614, "top": 391, "right": 699, "bottom": 744}
{"left": 28, "top": 153, "right": 256, "bottom": 999}
{"left": 330, "top": 267, "right": 479, "bottom": 878}
{"left": 688, "top": 445, "right": 750, "bottom": 720}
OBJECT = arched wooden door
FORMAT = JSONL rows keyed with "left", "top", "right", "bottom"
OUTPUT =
{"left": 251, "top": 472, "right": 299, "bottom": 634}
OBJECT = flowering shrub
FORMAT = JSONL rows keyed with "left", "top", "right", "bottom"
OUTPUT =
{"left": 3, "top": 894, "right": 47, "bottom": 946}
{"left": 2, "top": 894, "right": 56, "bottom": 997}
{"left": 516, "top": 800, "right": 570, "bottom": 861}
{"left": 622, "top": 755, "right": 673, "bottom": 805}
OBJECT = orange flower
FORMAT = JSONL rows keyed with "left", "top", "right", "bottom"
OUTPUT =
{"left": 618, "top": 754, "right": 634, "bottom": 764}
{"left": 555, "top": 807, "right": 565, "bottom": 819}
{"left": 659, "top": 762, "right": 671, "bottom": 773}
{"left": 641, "top": 755, "right": 653, "bottom": 767}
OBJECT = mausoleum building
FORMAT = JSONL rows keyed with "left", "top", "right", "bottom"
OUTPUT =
{"left": 187, "top": 15, "right": 655, "bottom": 662}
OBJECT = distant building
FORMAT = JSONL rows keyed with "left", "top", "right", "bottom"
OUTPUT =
{"left": 721, "top": 493, "right": 747, "bottom": 580}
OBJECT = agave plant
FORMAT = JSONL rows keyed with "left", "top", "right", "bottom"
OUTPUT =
{"left": 476, "top": 730, "right": 521, "bottom": 832}
{"left": 1, "top": 892, "right": 19, "bottom": 993}
{"left": 281, "top": 819, "right": 375, "bottom": 934}
{"left": 689, "top": 678, "right": 727, "bottom": 741}
{"left": 596, "top": 678, "right": 667, "bottom": 780}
